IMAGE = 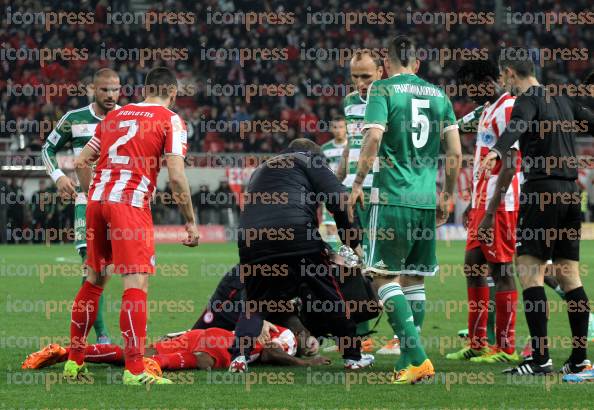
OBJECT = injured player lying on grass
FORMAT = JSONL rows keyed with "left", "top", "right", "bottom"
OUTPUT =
{"left": 22, "top": 324, "right": 330, "bottom": 381}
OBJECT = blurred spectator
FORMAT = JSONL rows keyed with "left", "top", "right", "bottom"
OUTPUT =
{"left": 215, "top": 180, "right": 239, "bottom": 228}
{"left": 193, "top": 184, "right": 218, "bottom": 225}
{"left": 30, "top": 179, "right": 52, "bottom": 243}
{"left": 6, "top": 178, "right": 25, "bottom": 241}
{"left": 0, "top": 178, "right": 8, "bottom": 243}
{"left": 2, "top": 0, "right": 592, "bottom": 156}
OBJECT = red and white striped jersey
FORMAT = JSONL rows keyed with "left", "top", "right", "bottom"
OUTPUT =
{"left": 87, "top": 102, "right": 188, "bottom": 208}
{"left": 471, "top": 93, "right": 522, "bottom": 211}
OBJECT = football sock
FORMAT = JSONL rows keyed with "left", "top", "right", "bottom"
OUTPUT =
{"left": 486, "top": 277, "right": 496, "bottom": 345}
{"left": 64, "top": 344, "right": 123, "bottom": 363}
{"left": 68, "top": 281, "right": 104, "bottom": 365}
{"left": 495, "top": 290, "right": 517, "bottom": 354}
{"left": 378, "top": 283, "right": 427, "bottom": 370}
{"left": 120, "top": 288, "right": 147, "bottom": 375}
{"left": 79, "top": 248, "right": 109, "bottom": 339}
{"left": 79, "top": 276, "right": 109, "bottom": 339}
{"left": 564, "top": 286, "right": 590, "bottom": 364}
{"left": 523, "top": 286, "right": 549, "bottom": 364}
{"left": 467, "top": 286, "right": 489, "bottom": 350}
{"left": 152, "top": 352, "right": 198, "bottom": 370}
{"left": 230, "top": 312, "right": 264, "bottom": 359}
{"left": 403, "top": 284, "right": 426, "bottom": 332}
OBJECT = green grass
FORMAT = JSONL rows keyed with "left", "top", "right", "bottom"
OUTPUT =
{"left": 1, "top": 241, "right": 593, "bottom": 409}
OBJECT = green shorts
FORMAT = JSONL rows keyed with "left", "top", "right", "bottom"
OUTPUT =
{"left": 365, "top": 204, "right": 438, "bottom": 276}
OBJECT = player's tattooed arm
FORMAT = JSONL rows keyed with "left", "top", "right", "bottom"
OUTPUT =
{"left": 354, "top": 127, "right": 381, "bottom": 187}
{"left": 348, "top": 127, "right": 381, "bottom": 222}
{"left": 336, "top": 144, "right": 349, "bottom": 182}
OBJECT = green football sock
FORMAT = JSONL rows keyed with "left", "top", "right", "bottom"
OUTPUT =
{"left": 379, "top": 283, "right": 427, "bottom": 370}
{"left": 486, "top": 280, "right": 496, "bottom": 345}
{"left": 403, "top": 284, "right": 426, "bottom": 332}
{"left": 356, "top": 320, "right": 370, "bottom": 336}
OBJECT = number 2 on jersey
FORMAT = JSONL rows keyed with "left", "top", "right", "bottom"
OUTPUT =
{"left": 411, "top": 99, "right": 430, "bottom": 148}
{"left": 108, "top": 119, "right": 138, "bottom": 164}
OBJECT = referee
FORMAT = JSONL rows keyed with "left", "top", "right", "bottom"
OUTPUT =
{"left": 480, "top": 48, "right": 594, "bottom": 376}
{"left": 227, "top": 138, "right": 374, "bottom": 373}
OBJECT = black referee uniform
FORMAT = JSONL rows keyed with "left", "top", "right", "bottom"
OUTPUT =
{"left": 230, "top": 148, "right": 363, "bottom": 362}
{"left": 491, "top": 85, "right": 594, "bottom": 370}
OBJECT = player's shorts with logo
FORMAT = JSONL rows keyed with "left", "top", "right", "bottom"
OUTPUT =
{"left": 86, "top": 201, "right": 155, "bottom": 274}
{"left": 366, "top": 204, "right": 437, "bottom": 276}
{"left": 466, "top": 208, "right": 518, "bottom": 263}
{"left": 516, "top": 179, "right": 581, "bottom": 262}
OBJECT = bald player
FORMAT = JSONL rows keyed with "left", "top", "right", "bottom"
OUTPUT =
{"left": 42, "top": 68, "right": 121, "bottom": 343}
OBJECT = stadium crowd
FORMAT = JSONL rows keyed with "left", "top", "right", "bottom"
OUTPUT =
{"left": 1, "top": 0, "right": 593, "bottom": 156}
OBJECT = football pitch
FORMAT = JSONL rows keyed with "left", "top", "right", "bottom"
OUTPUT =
{"left": 1, "top": 241, "right": 593, "bottom": 409}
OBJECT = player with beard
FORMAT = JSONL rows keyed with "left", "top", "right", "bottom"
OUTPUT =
{"left": 336, "top": 50, "right": 402, "bottom": 354}
{"left": 41, "top": 68, "right": 121, "bottom": 344}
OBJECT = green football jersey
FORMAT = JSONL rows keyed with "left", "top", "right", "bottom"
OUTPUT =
{"left": 321, "top": 138, "right": 347, "bottom": 173}
{"left": 42, "top": 103, "right": 117, "bottom": 182}
{"left": 343, "top": 91, "right": 372, "bottom": 190}
{"left": 363, "top": 73, "right": 457, "bottom": 209}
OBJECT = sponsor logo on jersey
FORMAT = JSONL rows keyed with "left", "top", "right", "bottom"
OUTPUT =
{"left": 479, "top": 131, "right": 495, "bottom": 145}
{"left": 47, "top": 130, "right": 61, "bottom": 145}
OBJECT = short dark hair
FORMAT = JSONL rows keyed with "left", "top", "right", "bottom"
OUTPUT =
{"left": 144, "top": 67, "right": 177, "bottom": 97}
{"left": 388, "top": 35, "right": 416, "bottom": 67}
{"left": 288, "top": 138, "right": 321, "bottom": 154}
{"left": 331, "top": 115, "right": 345, "bottom": 123}
{"left": 456, "top": 59, "right": 499, "bottom": 85}
{"left": 498, "top": 48, "right": 536, "bottom": 78}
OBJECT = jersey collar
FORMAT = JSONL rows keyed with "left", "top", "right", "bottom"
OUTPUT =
{"left": 88, "top": 103, "right": 102, "bottom": 120}
{"left": 89, "top": 103, "right": 120, "bottom": 120}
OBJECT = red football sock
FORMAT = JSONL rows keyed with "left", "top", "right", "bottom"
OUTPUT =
{"left": 151, "top": 352, "right": 198, "bottom": 370}
{"left": 120, "top": 288, "right": 147, "bottom": 375}
{"left": 468, "top": 286, "right": 490, "bottom": 349}
{"left": 495, "top": 290, "right": 518, "bottom": 354}
{"left": 68, "top": 281, "right": 104, "bottom": 365}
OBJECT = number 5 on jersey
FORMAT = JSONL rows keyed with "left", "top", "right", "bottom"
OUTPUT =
{"left": 411, "top": 99, "right": 430, "bottom": 148}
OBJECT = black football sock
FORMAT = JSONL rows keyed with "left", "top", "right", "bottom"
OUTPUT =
{"left": 229, "top": 311, "right": 264, "bottom": 360}
{"left": 564, "top": 286, "right": 590, "bottom": 364}
{"left": 523, "top": 286, "right": 549, "bottom": 364}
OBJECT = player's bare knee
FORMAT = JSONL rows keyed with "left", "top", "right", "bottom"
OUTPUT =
{"left": 86, "top": 268, "right": 108, "bottom": 287}
{"left": 554, "top": 259, "right": 581, "bottom": 292}
{"left": 400, "top": 274, "right": 423, "bottom": 287}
